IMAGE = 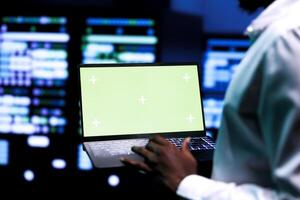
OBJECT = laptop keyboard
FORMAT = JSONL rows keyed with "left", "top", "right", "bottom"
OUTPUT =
{"left": 87, "top": 136, "right": 215, "bottom": 157}
{"left": 88, "top": 139, "right": 149, "bottom": 156}
{"left": 167, "top": 136, "right": 215, "bottom": 151}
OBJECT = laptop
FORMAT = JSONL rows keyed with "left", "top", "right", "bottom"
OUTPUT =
{"left": 78, "top": 63, "right": 215, "bottom": 168}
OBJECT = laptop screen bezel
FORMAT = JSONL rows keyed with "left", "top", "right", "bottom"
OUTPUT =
{"left": 78, "top": 63, "right": 207, "bottom": 142}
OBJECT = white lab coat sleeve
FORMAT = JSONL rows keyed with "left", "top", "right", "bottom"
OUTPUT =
{"left": 258, "top": 28, "right": 300, "bottom": 196}
{"left": 176, "top": 175, "right": 298, "bottom": 200}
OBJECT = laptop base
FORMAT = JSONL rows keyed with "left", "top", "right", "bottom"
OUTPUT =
{"left": 84, "top": 136, "right": 215, "bottom": 168}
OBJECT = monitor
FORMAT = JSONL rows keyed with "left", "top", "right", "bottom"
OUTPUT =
{"left": 77, "top": 144, "right": 93, "bottom": 171}
{"left": 81, "top": 17, "right": 159, "bottom": 64}
{"left": 202, "top": 37, "right": 250, "bottom": 129}
{"left": 0, "top": 140, "right": 9, "bottom": 166}
{"left": 79, "top": 64, "right": 204, "bottom": 137}
{"left": 0, "top": 16, "right": 70, "bottom": 135}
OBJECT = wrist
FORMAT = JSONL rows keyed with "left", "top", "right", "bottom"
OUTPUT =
{"left": 167, "top": 174, "right": 190, "bottom": 192}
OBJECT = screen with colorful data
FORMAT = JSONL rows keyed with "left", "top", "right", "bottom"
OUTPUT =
{"left": 0, "top": 16, "right": 69, "bottom": 135}
{"left": 81, "top": 17, "right": 158, "bottom": 64}
{"left": 202, "top": 37, "right": 250, "bottom": 129}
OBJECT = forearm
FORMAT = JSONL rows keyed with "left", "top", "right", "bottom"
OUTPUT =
{"left": 176, "top": 175, "right": 298, "bottom": 200}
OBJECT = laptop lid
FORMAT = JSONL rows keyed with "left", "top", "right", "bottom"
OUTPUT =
{"left": 78, "top": 63, "right": 206, "bottom": 141}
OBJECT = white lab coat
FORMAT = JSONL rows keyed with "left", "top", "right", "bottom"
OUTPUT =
{"left": 177, "top": 0, "right": 300, "bottom": 199}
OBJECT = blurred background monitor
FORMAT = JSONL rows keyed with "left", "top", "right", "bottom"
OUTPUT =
{"left": 0, "top": 16, "right": 69, "bottom": 135}
{"left": 81, "top": 17, "right": 159, "bottom": 64}
{"left": 0, "top": 139, "right": 9, "bottom": 166}
{"left": 201, "top": 35, "right": 250, "bottom": 130}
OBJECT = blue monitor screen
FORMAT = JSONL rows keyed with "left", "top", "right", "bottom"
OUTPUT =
{"left": 81, "top": 17, "right": 158, "bottom": 64}
{"left": 0, "top": 139, "right": 9, "bottom": 166}
{"left": 202, "top": 38, "right": 250, "bottom": 93}
{"left": 202, "top": 37, "right": 250, "bottom": 129}
{"left": 203, "top": 97, "right": 224, "bottom": 129}
{"left": 0, "top": 16, "right": 69, "bottom": 135}
{"left": 77, "top": 144, "right": 93, "bottom": 171}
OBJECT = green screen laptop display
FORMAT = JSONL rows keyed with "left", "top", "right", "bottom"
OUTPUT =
{"left": 80, "top": 65, "right": 204, "bottom": 137}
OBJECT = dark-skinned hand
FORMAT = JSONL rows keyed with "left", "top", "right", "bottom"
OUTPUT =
{"left": 120, "top": 135, "right": 198, "bottom": 192}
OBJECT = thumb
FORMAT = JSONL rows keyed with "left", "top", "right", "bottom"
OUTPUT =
{"left": 182, "top": 137, "right": 191, "bottom": 152}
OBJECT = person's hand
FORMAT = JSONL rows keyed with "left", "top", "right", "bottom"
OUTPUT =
{"left": 120, "top": 135, "right": 197, "bottom": 192}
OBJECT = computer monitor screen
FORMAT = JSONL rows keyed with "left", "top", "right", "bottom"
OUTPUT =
{"left": 0, "top": 139, "right": 9, "bottom": 166}
{"left": 0, "top": 16, "right": 70, "bottom": 135}
{"left": 80, "top": 64, "right": 204, "bottom": 137}
{"left": 202, "top": 37, "right": 250, "bottom": 129}
{"left": 77, "top": 144, "right": 93, "bottom": 170}
{"left": 81, "top": 17, "right": 158, "bottom": 64}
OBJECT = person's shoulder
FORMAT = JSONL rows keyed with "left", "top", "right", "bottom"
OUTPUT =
{"left": 267, "top": 13, "right": 300, "bottom": 41}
